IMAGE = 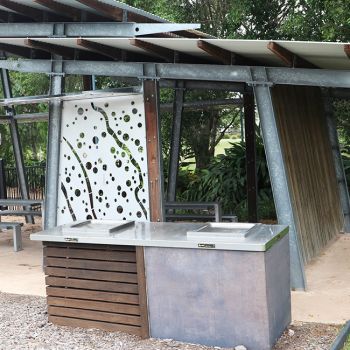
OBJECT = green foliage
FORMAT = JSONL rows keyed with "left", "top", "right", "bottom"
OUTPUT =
{"left": 181, "top": 135, "right": 276, "bottom": 220}
{"left": 0, "top": 71, "right": 50, "bottom": 166}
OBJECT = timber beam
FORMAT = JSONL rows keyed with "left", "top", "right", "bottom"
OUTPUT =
{"left": 197, "top": 40, "right": 259, "bottom": 65}
{"left": 24, "top": 39, "right": 108, "bottom": 61}
{"left": 77, "top": 38, "right": 124, "bottom": 60}
{"left": 344, "top": 44, "right": 350, "bottom": 59}
{"left": 0, "top": 0, "right": 67, "bottom": 21}
{"left": 0, "top": 43, "right": 49, "bottom": 59}
{"left": 76, "top": 0, "right": 159, "bottom": 23}
{"left": 130, "top": 39, "right": 175, "bottom": 62}
{"left": 0, "top": 9, "right": 32, "bottom": 22}
{"left": 34, "top": 0, "right": 106, "bottom": 22}
{"left": 76, "top": 38, "right": 154, "bottom": 62}
{"left": 267, "top": 41, "right": 318, "bottom": 68}
{"left": 197, "top": 40, "right": 232, "bottom": 64}
{"left": 130, "top": 39, "right": 211, "bottom": 63}
{"left": 24, "top": 39, "right": 75, "bottom": 59}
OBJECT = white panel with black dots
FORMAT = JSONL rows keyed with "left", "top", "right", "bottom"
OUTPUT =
{"left": 57, "top": 94, "right": 150, "bottom": 225}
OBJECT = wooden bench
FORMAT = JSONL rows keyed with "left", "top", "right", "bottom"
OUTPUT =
{"left": 0, "top": 222, "right": 23, "bottom": 251}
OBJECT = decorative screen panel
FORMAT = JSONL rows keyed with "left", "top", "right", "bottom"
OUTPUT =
{"left": 57, "top": 94, "right": 149, "bottom": 225}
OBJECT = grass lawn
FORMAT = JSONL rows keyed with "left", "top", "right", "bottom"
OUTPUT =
{"left": 182, "top": 136, "right": 240, "bottom": 171}
{"left": 343, "top": 336, "right": 350, "bottom": 350}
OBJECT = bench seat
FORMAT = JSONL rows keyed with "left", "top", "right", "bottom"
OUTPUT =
{"left": 0, "top": 222, "right": 23, "bottom": 251}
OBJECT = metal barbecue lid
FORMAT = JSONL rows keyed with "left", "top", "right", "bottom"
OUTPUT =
{"left": 186, "top": 223, "right": 262, "bottom": 241}
{"left": 61, "top": 220, "right": 135, "bottom": 236}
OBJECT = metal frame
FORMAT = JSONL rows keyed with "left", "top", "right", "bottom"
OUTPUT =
{"left": 43, "top": 25, "right": 64, "bottom": 229}
{"left": 253, "top": 82, "right": 306, "bottom": 290}
{"left": 0, "top": 60, "right": 348, "bottom": 88}
{"left": 0, "top": 65, "right": 33, "bottom": 223}
{"left": 0, "top": 42, "right": 348, "bottom": 290}
{"left": 0, "top": 22, "right": 200, "bottom": 37}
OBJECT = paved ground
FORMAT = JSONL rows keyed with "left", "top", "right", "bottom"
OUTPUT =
{"left": 292, "top": 234, "right": 350, "bottom": 324}
{"left": 1, "top": 221, "right": 350, "bottom": 324}
{"left": 0, "top": 217, "right": 45, "bottom": 297}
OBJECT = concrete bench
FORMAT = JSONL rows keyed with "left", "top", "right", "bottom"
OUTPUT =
{"left": 0, "top": 222, "right": 23, "bottom": 251}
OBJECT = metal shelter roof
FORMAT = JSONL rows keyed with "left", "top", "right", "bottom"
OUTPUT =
{"left": 0, "top": 36, "right": 348, "bottom": 70}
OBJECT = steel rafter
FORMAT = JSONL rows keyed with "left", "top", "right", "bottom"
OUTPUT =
{"left": 0, "top": 22, "right": 200, "bottom": 38}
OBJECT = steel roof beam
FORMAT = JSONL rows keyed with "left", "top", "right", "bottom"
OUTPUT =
{"left": 0, "top": 0, "right": 67, "bottom": 21}
{"left": 267, "top": 41, "right": 318, "bottom": 68}
{"left": 0, "top": 59, "right": 349, "bottom": 88}
{"left": 0, "top": 22, "right": 200, "bottom": 37}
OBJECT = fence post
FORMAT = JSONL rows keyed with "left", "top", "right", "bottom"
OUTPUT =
{"left": 0, "top": 159, "right": 7, "bottom": 210}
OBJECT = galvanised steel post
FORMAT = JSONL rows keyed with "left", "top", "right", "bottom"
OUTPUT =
{"left": 44, "top": 24, "right": 64, "bottom": 229}
{"left": 167, "top": 80, "right": 185, "bottom": 202}
{"left": 0, "top": 66, "right": 33, "bottom": 223}
{"left": 254, "top": 83, "right": 306, "bottom": 290}
{"left": 322, "top": 88, "right": 350, "bottom": 232}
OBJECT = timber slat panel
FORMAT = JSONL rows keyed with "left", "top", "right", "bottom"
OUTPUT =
{"left": 45, "top": 277, "right": 139, "bottom": 294}
{"left": 44, "top": 257, "right": 137, "bottom": 273}
{"left": 44, "top": 247, "right": 137, "bottom": 262}
{"left": 47, "top": 297, "right": 140, "bottom": 315}
{"left": 48, "top": 306, "right": 141, "bottom": 326}
{"left": 46, "top": 287, "right": 140, "bottom": 304}
{"left": 49, "top": 316, "right": 142, "bottom": 336}
{"left": 44, "top": 243, "right": 148, "bottom": 337}
{"left": 44, "top": 267, "right": 138, "bottom": 284}
{"left": 272, "top": 86, "right": 343, "bottom": 262}
{"left": 136, "top": 247, "right": 149, "bottom": 338}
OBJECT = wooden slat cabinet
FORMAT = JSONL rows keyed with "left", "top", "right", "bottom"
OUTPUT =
{"left": 43, "top": 242, "right": 149, "bottom": 338}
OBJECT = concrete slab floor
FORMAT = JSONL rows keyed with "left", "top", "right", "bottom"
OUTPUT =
{"left": 0, "top": 223, "right": 349, "bottom": 324}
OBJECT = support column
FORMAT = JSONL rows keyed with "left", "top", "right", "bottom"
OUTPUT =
{"left": 44, "top": 56, "right": 63, "bottom": 229}
{"left": 254, "top": 84, "right": 306, "bottom": 290}
{"left": 0, "top": 67, "right": 33, "bottom": 223}
{"left": 167, "top": 81, "right": 185, "bottom": 202}
{"left": 82, "top": 75, "right": 95, "bottom": 91}
{"left": 322, "top": 89, "right": 350, "bottom": 232}
{"left": 144, "top": 80, "right": 164, "bottom": 222}
{"left": 244, "top": 93, "right": 258, "bottom": 223}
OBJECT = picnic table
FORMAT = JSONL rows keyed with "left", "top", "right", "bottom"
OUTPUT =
{"left": 0, "top": 199, "right": 43, "bottom": 223}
